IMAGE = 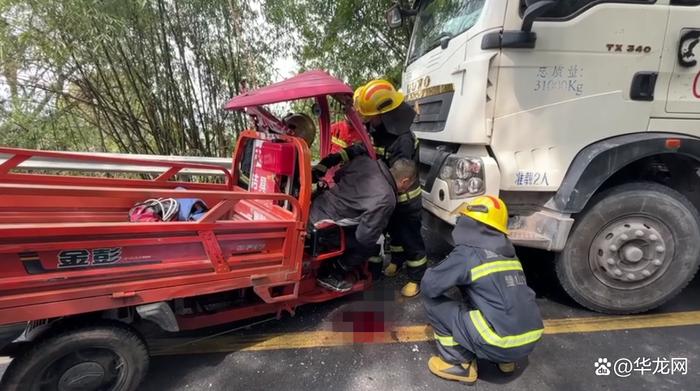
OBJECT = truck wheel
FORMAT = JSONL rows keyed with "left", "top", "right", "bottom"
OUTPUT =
{"left": 0, "top": 322, "right": 149, "bottom": 391}
{"left": 556, "top": 182, "right": 700, "bottom": 314}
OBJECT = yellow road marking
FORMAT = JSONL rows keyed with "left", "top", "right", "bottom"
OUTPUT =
{"left": 543, "top": 310, "right": 700, "bottom": 334}
{"left": 150, "top": 310, "right": 700, "bottom": 356}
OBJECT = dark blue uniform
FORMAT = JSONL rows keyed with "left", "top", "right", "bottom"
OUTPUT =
{"left": 372, "top": 102, "right": 426, "bottom": 282}
{"left": 421, "top": 217, "right": 544, "bottom": 364}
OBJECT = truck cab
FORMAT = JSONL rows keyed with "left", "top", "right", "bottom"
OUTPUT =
{"left": 389, "top": 0, "right": 700, "bottom": 313}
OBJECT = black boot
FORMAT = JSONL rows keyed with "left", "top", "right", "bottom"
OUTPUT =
{"left": 368, "top": 256, "right": 384, "bottom": 281}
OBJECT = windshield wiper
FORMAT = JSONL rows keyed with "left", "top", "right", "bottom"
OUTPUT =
{"left": 408, "top": 31, "right": 454, "bottom": 64}
{"left": 431, "top": 31, "right": 454, "bottom": 50}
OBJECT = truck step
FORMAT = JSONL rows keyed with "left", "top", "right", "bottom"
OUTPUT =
{"left": 508, "top": 229, "right": 551, "bottom": 247}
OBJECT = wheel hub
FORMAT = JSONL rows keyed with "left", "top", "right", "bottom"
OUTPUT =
{"left": 592, "top": 218, "right": 672, "bottom": 289}
{"left": 58, "top": 362, "right": 106, "bottom": 391}
{"left": 622, "top": 245, "right": 644, "bottom": 263}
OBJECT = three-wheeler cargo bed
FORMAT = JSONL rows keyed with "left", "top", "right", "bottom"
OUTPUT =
{"left": 0, "top": 144, "right": 363, "bottom": 331}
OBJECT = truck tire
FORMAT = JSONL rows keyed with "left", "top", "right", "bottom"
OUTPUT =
{"left": 0, "top": 322, "right": 149, "bottom": 391}
{"left": 556, "top": 182, "right": 700, "bottom": 314}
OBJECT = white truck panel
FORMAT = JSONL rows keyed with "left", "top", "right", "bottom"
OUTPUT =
{"left": 492, "top": 4, "right": 669, "bottom": 191}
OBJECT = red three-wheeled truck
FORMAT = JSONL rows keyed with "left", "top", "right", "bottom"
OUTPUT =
{"left": 0, "top": 71, "right": 377, "bottom": 390}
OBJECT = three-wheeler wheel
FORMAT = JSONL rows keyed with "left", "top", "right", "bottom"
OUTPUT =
{"left": 0, "top": 322, "right": 149, "bottom": 391}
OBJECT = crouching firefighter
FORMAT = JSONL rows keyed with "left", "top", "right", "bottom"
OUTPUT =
{"left": 421, "top": 196, "right": 543, "bottom": 385}
{"left": 354, "top": 79, "right": 426, "bottom": 298}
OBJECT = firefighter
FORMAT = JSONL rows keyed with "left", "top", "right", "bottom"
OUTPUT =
{"left": 313, "top": 158, "right": 418, "bottom": 293}
{"left": 330, "top": 119, "right": 363, "bottom": 154}
{"left": 354, "top": 79, "right": 426, "bottom": 298}
{"left": 421, "top": 196, "right": 543, "bottom": 385}
{"left": 311, "top": 139, "right": 384, "bottom": 278}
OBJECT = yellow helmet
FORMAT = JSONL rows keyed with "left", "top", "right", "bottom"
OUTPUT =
{"left": 353, "top": 83, "right": 364, "bottom": 104}
{"left": 353, "top": 79, "right": 404, "bottom": 117}
{"left": 458, "top": 195, "right": 509, "bottom": 234}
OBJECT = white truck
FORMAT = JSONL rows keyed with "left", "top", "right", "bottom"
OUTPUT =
{"left": 386, "top": 0, "right": 700, "bottom": 314}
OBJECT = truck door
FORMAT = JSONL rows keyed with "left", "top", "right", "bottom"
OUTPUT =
{"left": 664, "top": 2, "right": 700, "bottom": 115}
{"left": 492, "top": 0, "right": 669, "bottom": 191}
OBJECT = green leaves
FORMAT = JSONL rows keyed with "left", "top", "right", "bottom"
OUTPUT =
{"left": 1, "top": 0, "right": 276, "bottom": 156}
{"left": 262, "top": 0, "right": 411, "bottom": 87}
{"left": 1, "top": 0, "right": 412, "bottom": 156}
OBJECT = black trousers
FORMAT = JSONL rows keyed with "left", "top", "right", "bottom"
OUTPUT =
{"left": 337, "top": 226, "right": 376, "bottom": 271}
{"left": 388, "top": 196, "right": 427, "bottom": 282}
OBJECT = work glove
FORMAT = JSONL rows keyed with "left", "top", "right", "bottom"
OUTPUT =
{"left": 311, "top": 164, "right": 328, "bottom": 183}
{"left": 345, "top": 143, "right": 368, "bottom": 159}
{"left": 311, "top": 180, "right": 329, "bottom": 200}
{"left": 319, "top": 153, "right": 343, "bottom": 169}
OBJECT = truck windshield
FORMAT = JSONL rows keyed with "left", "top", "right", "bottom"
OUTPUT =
{"left": 407, "top": 0, "right": 486, "bottom": 64}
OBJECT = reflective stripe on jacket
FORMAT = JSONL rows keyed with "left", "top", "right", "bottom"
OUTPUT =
{"left": 421, "top": 217, "right": 544, "bottom": 348}
{"left": 330, "top": 120, "right": 363, "bottom": 155}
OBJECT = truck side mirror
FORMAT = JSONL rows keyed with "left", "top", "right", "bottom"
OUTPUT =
{"left": 482, "top": 0, "right": 557, "bottom": 49}
{"left": 440, "top": 35, "right": 451, "bottom": 50}
{"left": 521, "top": 0, "right": 556, "bottom": 32}
{"left": 386, "top": 4, "right": 403, "bottom": 29}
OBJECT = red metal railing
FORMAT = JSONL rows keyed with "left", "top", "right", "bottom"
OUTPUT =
{"left": 0, "top": 147, "right": 234, "bottom": 191}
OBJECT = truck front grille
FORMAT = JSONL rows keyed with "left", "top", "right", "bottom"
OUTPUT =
{"left": 409, "top": 91, "right": 454, "bottom": 133}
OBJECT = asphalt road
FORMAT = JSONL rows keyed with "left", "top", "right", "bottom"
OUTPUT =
{"left": 2, "top": 249, "right": 699, "bottom": 390}
{"left": 143, "top": 249, "right": 700, "bottom": 391}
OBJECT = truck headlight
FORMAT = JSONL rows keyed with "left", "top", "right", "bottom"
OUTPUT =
{"left": 467, "top": 177, "right": 483, "bottom": 194}
{"left": 456, "top": 158, "right": 479, "bottom": 179}
{"left": 438, "top": 156, "right": 485, "bottom": 198}
{"left": 439, "top": 165, "right": 454, "bottom": 180}
{"left": 453, "top": 179, "right": 469, "bottom": 195}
